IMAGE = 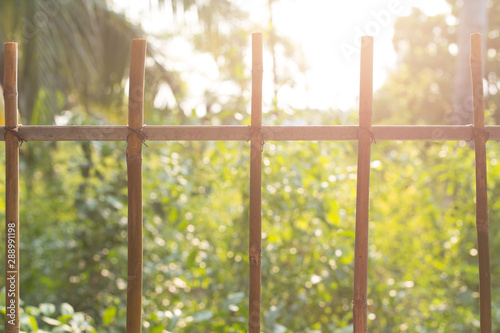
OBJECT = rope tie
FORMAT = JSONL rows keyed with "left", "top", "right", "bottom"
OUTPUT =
{"left": 475, "top": 126, "right": 490, "bottom": 142}
{"left": 127, "top": 125, "right": 148, "bottom": 147}
{"left": 249, "top": 244, "right": 262, "bottom": 264}
{"left": 467, "top": 124, "right": 490, "bottom": 142}
{"left": 360, "top": 126, "right": 376, "bottom": 144}
{"left": 247, "top": 125, "right": 265, "bottom": 152}
{"left": 5, "top": 125, "right": 27, "bottom": 147}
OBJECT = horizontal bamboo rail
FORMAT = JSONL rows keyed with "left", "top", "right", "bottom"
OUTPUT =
{"left": 1, "top": 125, "right": 500, "bottom": 141}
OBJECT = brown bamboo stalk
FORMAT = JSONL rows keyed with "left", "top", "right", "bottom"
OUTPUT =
{"left": 4, "top": 42, "right": 20, "bottom": 333}
{"left": 126, "top": 38, "right": 147, "bottom": 333}
{"left": 470, "top": 33, "right": 491, "bottom": 333}
{"left": 353, "top": 36, "right": 374, "bottom": 333}
{"left": 249, "top": 32, "right": 263, "bottom": 333}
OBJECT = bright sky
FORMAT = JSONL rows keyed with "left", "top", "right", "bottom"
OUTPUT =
{"left": 111, "top": 0, "right": 451, "bottom": 115}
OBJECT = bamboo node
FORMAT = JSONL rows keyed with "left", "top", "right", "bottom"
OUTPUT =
{"left": 359, "top": 126, "right": 376, "bottom": 144}
{"left": 477, "top": 218, "right": 490, "bottom": 232}
{"left": 352, "top": 297, "right": 367, "bottom": 308}
{"left": 127, "top": 125, "right": 148, "bottom": 147}
{"left": 249, "top": 244, "right": 262, "bottom": 264}
{"left": 249, "top": 253, "right": 262, "bottom": 264}
{"left": 2, "top": 89, "right": 18, "bottom": 97}
{"left": 252, "top": 65, "right": 264, "bottom": 73}
{"left": 248, "top": 125, "right": 265, "bottom": 152}
{"left": 5, "top": 125, "right": 27, "bottom": 147}
{"left": 126, "top": 152, "right": 142, "bottom": 162}
{"left": 469, "top": 125, "right": 490, "bottom": 142}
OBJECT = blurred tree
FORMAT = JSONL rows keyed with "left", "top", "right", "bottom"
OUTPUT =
{"left": 374, "top": 0, "right": 500, "bottom": 125}
{"left": 452, "top": 0, "right": 487, "bottom": 125}
{"left": 0, "top": 0, "right": 251, "bottom": 125}
{"left": 373, "top": 8, "right": 455, "bottom": 124}
{"left": 0, "top": 0, "right": 149, "bottom": 124}
{"left": 266, "top": 0, "right": 308, "bottom": 115}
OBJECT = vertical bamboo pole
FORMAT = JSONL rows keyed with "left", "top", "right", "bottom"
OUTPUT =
{"left": 126, "top": 38, "right": 147, "bottom": 333}
{"left": 4, "top": 42, "right": 20, "bottom": 333}
{"left": 470, "top": 33, "right": 491, "bottom": 333}
{"left": 353, "top": 36, "right": 374, "bottom": 333}
{"left": 249, "top": 32, "right": 263, "bottom": 333}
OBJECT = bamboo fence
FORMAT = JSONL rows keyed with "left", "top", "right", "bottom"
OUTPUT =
{"left": 2, "top": 33, "right": 494, "bottom": 333}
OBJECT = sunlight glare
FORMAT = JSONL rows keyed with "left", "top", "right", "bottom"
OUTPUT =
{"left": 111, "top": 0, "right": 451, "bottom": 114}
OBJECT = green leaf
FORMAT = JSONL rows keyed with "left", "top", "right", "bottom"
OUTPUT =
{"left": 103, "top": 306, "right": 117, "bottom": 326}
{"left": 226, "top": 292, "right": 245, "bottom": 306}
{"left": 273, "top": 323, "right": 288, "bottom": 333}
{"left": 187, "top": 249, "right": 198, "bottom": 267}
{"left": 336, "top": 325, "right": 354, "bottom": 333}
{"left": 149, "top": 326, "right": 166, "bottom": 333}
{"left": 39, "top": 303, "right": 56, "bottom": 316}
{"left": 42, "top": 316, "right": 62, "bottom": 326}
{"left": 60, "top": 303, "right": 74, "bottom": 315}
{"left": 193, "top": 310, "right": 213, "bottom": 322}
{"left": 26, "top": 306, "right": 42, "bottom": 316}
{"left": 29, "top": 315, "right": 39, "bottom": 331}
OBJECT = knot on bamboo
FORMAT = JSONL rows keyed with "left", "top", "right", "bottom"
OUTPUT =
{"left": 352, "top": 297, "right": 367, "bottom": 309}
{"left": 248, "top": 125, "right": 265, "bottom": 152}
{"left": 359, "top": 126, "right": 376, "bottom": 144}
{"left": 127, "top": 125, "right": 148, "bottom": 147}
{"left": 249, "top": 244, "right": 262, "bottom": 264}
{"left": 126, "top": 153, "right": 142, "bottom": 162}
{"left": 477, "top": 218, "right": 490, "bottom": 232}
{"left": 5, "top": 125, "right": 27, "bottom": 147}
{"left": 2, "top": 89, "right": 18, "bottom": 97}
{"left": 252, "top": 65, "right": 264, "bottom": 74}
{"left": 472, "top": 125, "right": 490, "bottom": 142}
